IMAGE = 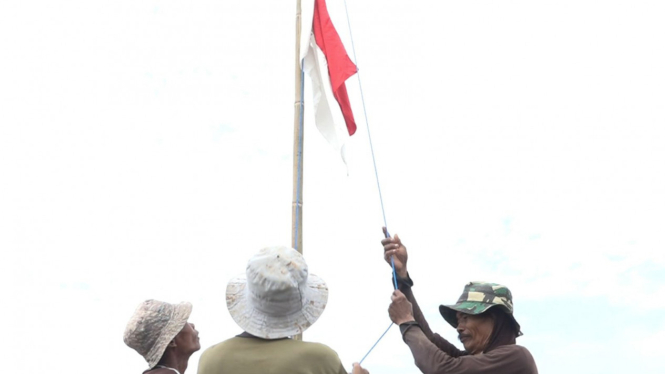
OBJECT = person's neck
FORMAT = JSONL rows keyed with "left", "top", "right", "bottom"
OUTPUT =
{"left": 157, "top": 351, "right": 189, "bottom": 374}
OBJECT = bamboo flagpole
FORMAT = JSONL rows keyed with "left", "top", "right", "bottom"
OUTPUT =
{"left": 292, "top": 0, "right": 303, "bottom": 261}
{"left": 291, "top": 0, "right": 358, "bottom": 340}
{"left": 291, "top": 0, "right": 304, "bottom": 341}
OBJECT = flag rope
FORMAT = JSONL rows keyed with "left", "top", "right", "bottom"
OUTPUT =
{"left": 358, "top": 255, "right": 399, "bottom": 365}
{"left": 341, "top": 0, "right": 389, "bottom": 235}
{"left": 342, "top": 0, "right": 399, "bottom": 365}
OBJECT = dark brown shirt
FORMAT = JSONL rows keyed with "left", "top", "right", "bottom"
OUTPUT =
{"left": 399, "top": 278, "right": 538, "bottom": 374}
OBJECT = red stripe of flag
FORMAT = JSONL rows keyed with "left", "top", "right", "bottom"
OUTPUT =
{"left": 312, "top": 0, "right": 358, "bottom": 136}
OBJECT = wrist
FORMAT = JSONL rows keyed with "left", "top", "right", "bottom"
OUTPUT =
{"left": 396, "top": 272, "right": 414, "bottom": 288}
{"left": 397, "top": 317, "right": 416, "bottom": 325}
{"left": 398, "top": 320, "right": 420, "bottom": 338}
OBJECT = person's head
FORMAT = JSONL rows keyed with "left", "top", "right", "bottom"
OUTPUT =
{"left": 123, "top": 300, "right": 200, "bottom": 368}
{"left": 439, "top": 282, "right": 521, "bottom": 354}
{"left": 226, "top": 246, "right": 328, "bottom": 339}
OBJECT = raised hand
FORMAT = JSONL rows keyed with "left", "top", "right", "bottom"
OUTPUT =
{"left": 381, "top": 226, "right": 408, "bottom": 278}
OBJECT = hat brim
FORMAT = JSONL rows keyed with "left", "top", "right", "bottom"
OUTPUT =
{"left": 439, "top": 301, "right": 493, "bottom": 328}
{"left": 226, "top": 273, "right": 328, "bottom": 339}
{"left": 146, "top": 302, "right": 192, "bottom": 368}
{"left": 439, "top": 302, "right": 521, "bottom": 335}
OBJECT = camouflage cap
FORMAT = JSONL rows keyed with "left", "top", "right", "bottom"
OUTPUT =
{"left": 439, "top": 281, "right": 522, "bottom": 336}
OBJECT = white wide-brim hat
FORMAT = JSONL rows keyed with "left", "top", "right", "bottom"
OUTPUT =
{"left": 226, "top": 246, "right": 328, "bottom": 339}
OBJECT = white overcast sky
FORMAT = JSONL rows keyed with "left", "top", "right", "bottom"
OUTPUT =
{"left": 1, "top": 1, "right": 664, "bottom": 374}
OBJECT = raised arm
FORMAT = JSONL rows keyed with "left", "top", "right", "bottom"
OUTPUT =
{"left": 381, "top": 228, "right": 464, "bottom": 357}
{"left": 400, "top": 284, "right": 464, "bottom": 357}
{"left": 381, "top": 226, "right": 408, "bottom": 278}
{"left": 381, "top": 229, "right": 437, "bottom": 339}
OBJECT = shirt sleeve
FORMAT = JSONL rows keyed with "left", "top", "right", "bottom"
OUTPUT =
{"left": 398, "top": 274, "right": 465, "bottom": 358}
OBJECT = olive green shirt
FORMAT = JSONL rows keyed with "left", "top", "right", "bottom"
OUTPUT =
{"left": 197, "top": 335, "right": 348, "bottom": 374}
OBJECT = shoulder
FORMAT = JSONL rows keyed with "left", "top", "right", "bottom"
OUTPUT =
{"left": 485, "top": 344, "right": 533, "bottom": 357}
{"left": 293, "top": 341, "right": 343, "bottom": 362}
{"left": 484, "top": 345, "right": 538, "bottom": 371}
{"left": 495, "top": 344, "right": 535, "bottom": 359}
{"left": 292, "top": 341, "right": 345, "bottom": 373}
{"left": 198, "top": 337, "right": 248, "bottom": 374}
{"left": 200, "top": 337, "right": 242, "bottom": 358}
{"left": 512, "top": 345, "right": 537, "bottom": 364}
{"left": 488, "top": 344, "right": 531, "bottom": 354}
{"left": 294, "top": 341, "right": 339, "bottom": 355}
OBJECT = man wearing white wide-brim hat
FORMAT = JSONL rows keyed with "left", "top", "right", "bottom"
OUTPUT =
{"left": 197, "top": 246, "right": 368, "bottom": 374}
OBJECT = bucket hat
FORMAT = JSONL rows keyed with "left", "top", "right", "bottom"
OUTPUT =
{"left": 439, "top": 281, "right": 522, "bottom": 336}
{"left": 226, "top": 246, "right": 328, "bottom": 339}
{"left": 123, "top": 299, "right": 192, "bottom": 368}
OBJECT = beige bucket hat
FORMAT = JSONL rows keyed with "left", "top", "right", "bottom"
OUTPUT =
{"left": 226, "top": 246, "right": 328, "bottom": 339}
{"left": 123, "top": 299, "right": 192, "bottom": 368}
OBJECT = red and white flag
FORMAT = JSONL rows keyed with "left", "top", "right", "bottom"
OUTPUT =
{"left": 300, "top": 0, "right": 358, "bottom": 164}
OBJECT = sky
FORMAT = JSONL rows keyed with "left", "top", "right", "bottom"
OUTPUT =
{"left": 1, "top": 1, "right": 664, "bottom": 373}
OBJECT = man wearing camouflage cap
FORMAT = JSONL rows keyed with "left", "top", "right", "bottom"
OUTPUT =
{"left": 382, "top": 228, "right": 538, "bottom": 374}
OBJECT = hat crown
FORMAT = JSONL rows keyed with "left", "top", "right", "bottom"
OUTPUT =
{"left": 226, "top": 246, "right": 329, "bottom": 339}
{"left": 439, "top": 281, "right": 522, "bottom": 336}
{"left": 123, "top": 300, "right": 174, "bottom": 356}
{"left": 245, "top": 246, "right": 309, "bottom": 316}
{"left": 458, "top": 281, "right": 515, "bottom": 314}
{"left": 123, "top": 300, "right": 192, "bottom": 368}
